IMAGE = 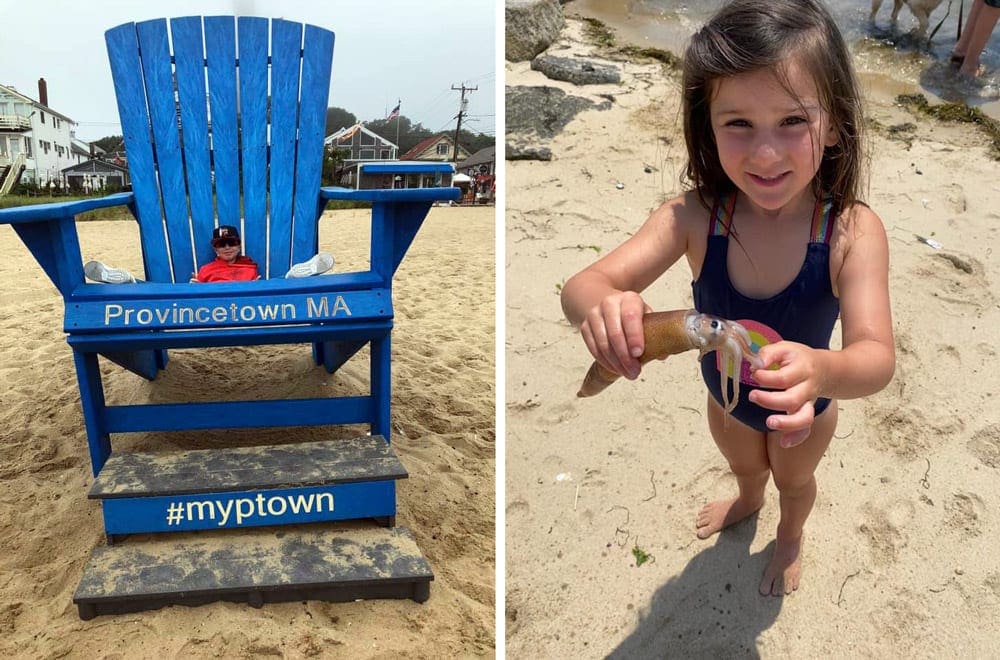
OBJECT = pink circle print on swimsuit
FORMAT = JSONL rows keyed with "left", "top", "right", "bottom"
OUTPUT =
{"left": 716, "top": 319, "right": 782, "bottom": 386}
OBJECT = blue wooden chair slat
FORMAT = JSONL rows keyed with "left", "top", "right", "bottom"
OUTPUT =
{"left": 105, "top": 24, "right": 169, "bottom": 282}
{"left": 238, "top": 16, "right": 270, "bottom": 268}
{"left": 204, "top": 17, "right": 240, "bottom": 233}
{"left": 170, "top": 16, "right": 216, "bottom": 279}
{"left": 136, "top": 19, "right": 196, "bottom": 283}
{"left": 291, "top": 24, "right": 334, "bottom": 265}
{"left": 268, "top": 19, "right": 303, "bottom": 279}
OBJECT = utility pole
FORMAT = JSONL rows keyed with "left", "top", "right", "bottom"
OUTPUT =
{"left": 451, "top": 83, "right": 477, "bottom": 163}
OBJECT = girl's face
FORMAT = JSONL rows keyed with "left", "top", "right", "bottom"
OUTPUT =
{"left": 709, "top": 61, "right": 837, "bottom": 214}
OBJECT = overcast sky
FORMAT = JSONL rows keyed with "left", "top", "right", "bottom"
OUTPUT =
{"left": 0, "top": 0, "right": 496, "bottom": 142}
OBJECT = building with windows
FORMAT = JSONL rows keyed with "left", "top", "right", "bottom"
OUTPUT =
{"left": 0, "top": 79, "right": 79, "bottom": 190}
{"left": 325, "top": 122, "right": 398, "bottom": 162}
{"left": 400, "top": 133, "right": 470, "bottom": 163}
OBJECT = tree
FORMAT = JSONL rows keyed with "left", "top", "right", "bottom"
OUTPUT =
{"left": 321, "top": 147, "right": 350, "bottom": 186}
{"left": 324, "top": 107, "right": 358, "bottom": 135}
{"left": 92, "top": 135, "right": 124, "bottom": 153}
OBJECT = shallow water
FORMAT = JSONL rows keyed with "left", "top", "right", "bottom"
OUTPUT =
{"left": 570, "top": 0, "right": 1000, "bottom": 119}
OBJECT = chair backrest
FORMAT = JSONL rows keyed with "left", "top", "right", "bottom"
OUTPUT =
{"left": 105, "top": 16, "right": 335, "bottom": 281}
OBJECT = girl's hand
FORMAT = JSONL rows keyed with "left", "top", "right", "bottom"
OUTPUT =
{"left": 749, "top": 341, "right": 827, "bottom": 448}
{"left": 579, "top": 291, "right": 651, "bottom": 381}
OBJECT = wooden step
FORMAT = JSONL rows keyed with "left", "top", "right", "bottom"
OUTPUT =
{"left": 73, "top": 525, "right": 433, "bottom": 620}
{"left": 89, "top": 435, "right": 406, "bottom": 536}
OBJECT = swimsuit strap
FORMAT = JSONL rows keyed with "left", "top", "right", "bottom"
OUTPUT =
{"left": 810, "top": 196, "right": 836, "bottom": 244}
{"left": 708, "top": 191, "right": 737, "bottom": 237}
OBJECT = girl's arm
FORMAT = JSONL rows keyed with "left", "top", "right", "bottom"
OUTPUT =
{"left": 751, "top": 206, "right": 895, "bottom": 436}
{"left": 560, "top": 199, "right": 692, "bottom": 380}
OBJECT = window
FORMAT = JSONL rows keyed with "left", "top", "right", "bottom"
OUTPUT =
{"left": 380, "top": 149, "right": 390, "bottom": 159}
{"left": 24, "top": 139, "right": 31, "bottom": 157}
{"left": 436, "top": 142, "right": 450, "bottom": 156}
{"left": 360, "top": 149, "right": 374, "bottom": 159}
{"left": 40, "top": 111, "right": 45, "bottom": 124}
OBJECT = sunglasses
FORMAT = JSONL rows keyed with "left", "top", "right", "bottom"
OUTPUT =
{"left": 213, "top": 238, "right": 240, "bottom": 248}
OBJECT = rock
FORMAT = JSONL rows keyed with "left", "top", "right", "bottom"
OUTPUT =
{"left": 506, "top": 0, "right": 565, "bottom": 62}
{"left": 506, "top": 142, "right": 553, "bottom": 161}
{"left": 531, "top": 55, "right": 621, "bottom": 85}
{"left": 505, "top": 85, "right": 612, "bottom": 141}
{"left": 505, "top": 85, "right": 612, "bottom": 161}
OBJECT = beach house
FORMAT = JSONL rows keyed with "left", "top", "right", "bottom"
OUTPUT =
{"left": 0, "top": 79, "right": 77, "bottom": 192}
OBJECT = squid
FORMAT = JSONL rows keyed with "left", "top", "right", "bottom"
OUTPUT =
{"left": 577, "top": 309, "right": 764, "bottom": 416}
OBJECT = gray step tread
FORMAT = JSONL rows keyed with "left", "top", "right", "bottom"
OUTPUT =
{"left": 90, "top": 435, "right": 406, "bottom": 499}
{"left": 73, "top": 525, "right": 432, "bottom": 619}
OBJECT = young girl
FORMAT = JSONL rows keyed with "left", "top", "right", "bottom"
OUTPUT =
{"left": 561, "top": 0, "right": 895, "bottom": 596}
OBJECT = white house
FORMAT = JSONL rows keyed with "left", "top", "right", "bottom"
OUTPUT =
{"left": 0, "top": 78, "right": 78, "bottom": 188}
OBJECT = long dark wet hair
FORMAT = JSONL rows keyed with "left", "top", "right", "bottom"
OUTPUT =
{"left": 682, "top": 0, "right": 866, "bottom": 213}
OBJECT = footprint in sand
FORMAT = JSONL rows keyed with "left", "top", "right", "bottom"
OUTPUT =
{"left": 910, "top": 250, "right": 992, "bottom": 312}
{"left": 858, "top": 499, "right": 915, "bottom": 565}
{"left": 943, "top": 491, "right": 986, "bottom": 537}
{"left": 967, "top": 423, "right": 1000, "bottom": 469}
{"left": 866, "top": 404, "right": 934, "bottom": 459}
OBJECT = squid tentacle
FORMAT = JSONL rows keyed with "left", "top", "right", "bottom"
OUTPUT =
{"left": 576, "top": 309, "right": 762, "bottom": 423}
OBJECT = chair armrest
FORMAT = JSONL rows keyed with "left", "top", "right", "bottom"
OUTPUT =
{"left": 320, "top": 186, "right": 460, "bottom": 203}
{"left": 0, "top": 192, "right": 134, "bottom": 224}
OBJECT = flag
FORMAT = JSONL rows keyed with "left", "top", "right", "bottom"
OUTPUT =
{"left": 387, "top": 101, "right": 400, "bottom": 121}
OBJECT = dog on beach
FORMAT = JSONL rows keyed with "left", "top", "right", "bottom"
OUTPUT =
{"left": 870, "top": 0, "right": 947, "bottom": 37}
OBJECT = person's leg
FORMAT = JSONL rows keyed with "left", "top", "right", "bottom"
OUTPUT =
{"left": 695, "top": 395, "right": 771, "bottom": 539}
{"left": 84, "top": 260, "right": 137, "bottom": 284}
{"left": 953, "top": 0, "right": 985, "bottom": 61}
{"left": 285, "top": 252, "right": 335, "bottom": 278}
{"left": 758, "top": 402, "right": 838, "bottom": 596}
{"left": 959, "top": 1, "right": 1000, "bottom": 75}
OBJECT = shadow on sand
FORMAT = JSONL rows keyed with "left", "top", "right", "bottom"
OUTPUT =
{"left": 606, "top": 516, "right": 782, "bottom": 659}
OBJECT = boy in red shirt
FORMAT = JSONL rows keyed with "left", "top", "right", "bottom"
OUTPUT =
{"left": 85, "top": 225, "right": 333, "bottom": 283}
{"left": 194, "top": 225, "right": 260, "bottom": 282}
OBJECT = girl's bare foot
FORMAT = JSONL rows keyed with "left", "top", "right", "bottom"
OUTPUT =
{"left": 695, "top": 496, "right": 763, "bottom": 539}
{"left": 759, "top": 534, "right": 803, "bottom": 596}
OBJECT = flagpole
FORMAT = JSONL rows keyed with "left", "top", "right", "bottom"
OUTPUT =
{"left": 395, "top": 98, "right": 401, "bottom": 159}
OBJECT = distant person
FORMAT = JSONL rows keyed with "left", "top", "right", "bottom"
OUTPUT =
{"left": 950, "top": 0, "right": 1000, "bottom": 77}
{"left": 84, "top": 225, "right": 334, "bottom": 284}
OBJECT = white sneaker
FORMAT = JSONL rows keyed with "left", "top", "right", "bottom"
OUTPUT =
{"left": 84, "top": 260, "right": 136, "bottom": 284}
{"left": 285, "top": 252, "right": 334, "bottom": 279}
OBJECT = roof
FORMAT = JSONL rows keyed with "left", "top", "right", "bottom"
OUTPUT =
{"left": 0, "top": 84, "right": 76, "bottom": 123}
{"left": 399, "top": 133, "right": 470, "bottom": 161}
{"left": 61, "top": 158, "right": 129, "bottom": 174}
{"left": 325, "top": 122, "right": 397, "bottom": 148}
{"left": 457, "top": 145, "right": 495, "bottom": 169}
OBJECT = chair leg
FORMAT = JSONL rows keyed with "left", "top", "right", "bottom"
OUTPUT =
{"left": 371, "top": 334, "right": 391, "bottom": 441}
{"left": 312, "top": 339, "right": 367, "bottom": 374}
{"left": 73, "top": 350, "right": 112, "bottom": 476}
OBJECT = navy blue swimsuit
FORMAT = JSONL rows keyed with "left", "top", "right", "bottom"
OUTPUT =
{"left": 691, "top": 192, "right": 840, "bottom": 431}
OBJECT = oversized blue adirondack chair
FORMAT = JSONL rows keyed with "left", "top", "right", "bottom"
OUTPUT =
{"left": 0, "top": 16, "right": 458, "bottom": 615}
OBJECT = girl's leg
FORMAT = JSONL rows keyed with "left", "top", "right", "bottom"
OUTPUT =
{"left": 696, "top": 395, "right": 771, "bottom": 539}
{"left": 759, "top": 402, "right": 838, "bottom": 596}
{"left": 959, "top": 2, "right": 1000, "bottom": 76}
{"left": 953, "top": 0, "right": 985, "bottom": 59}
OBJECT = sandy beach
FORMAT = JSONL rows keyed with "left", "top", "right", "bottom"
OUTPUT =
{"left": 0, "top": 206, "right": 495, "bottom": 657}
{"left": 505, "top": 15, "right": 1000, "bottom": 658}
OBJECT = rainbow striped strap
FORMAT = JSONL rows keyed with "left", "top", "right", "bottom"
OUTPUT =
{"left": 708, "top": 192, "right": 737, "bottom": 237}
{"left": 810, "top": 197, "right": 835, "bottom": 244}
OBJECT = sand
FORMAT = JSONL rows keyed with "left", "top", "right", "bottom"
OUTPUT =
{"left": 505, "top": 17, "right": 1000, "bottom": 658}
{"left": 0, "top": 205, "right": 495, "bottom": 657}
